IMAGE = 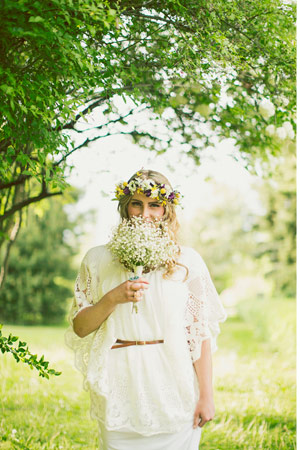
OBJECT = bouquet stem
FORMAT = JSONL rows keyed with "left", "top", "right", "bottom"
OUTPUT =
{"left": 132, "top": 265, "right": 143, "bottom": 314}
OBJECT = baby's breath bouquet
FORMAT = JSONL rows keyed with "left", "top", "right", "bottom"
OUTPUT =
{"left": 107, "top": 216, "right": 179, "bottom": 312}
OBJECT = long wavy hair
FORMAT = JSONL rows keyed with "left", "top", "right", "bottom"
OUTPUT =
{"left": 117, "top": 169, "right": 188, "bottom": 280}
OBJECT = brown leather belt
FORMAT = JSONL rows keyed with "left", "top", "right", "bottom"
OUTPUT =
{"left": 111, "top": 339, "right": 164, "bottom": 349}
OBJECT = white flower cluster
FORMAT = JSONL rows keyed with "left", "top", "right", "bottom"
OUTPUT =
{"left": 265, "top": 121, "right": 295, "bottom": 140}
{"left": 259, "top": 99, "right": 275, "bottom": 120}
{"left": 107, "top": 216, "right": 179, "bottom": 273}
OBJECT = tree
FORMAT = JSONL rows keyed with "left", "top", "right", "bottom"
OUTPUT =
{"left": 0, "top": 0, "right": 296, "bottom": 285}
{"left": 252, "top": 155, "right": 296, "bottom": 297}
{"left": 180, "top": 183, "right": 257, "bottom": 293}
{"left": 0, "top": 192, "right": 82, "bottom": 324}
{"left": 180, "top": 155, "right": 296, "bottom": 298}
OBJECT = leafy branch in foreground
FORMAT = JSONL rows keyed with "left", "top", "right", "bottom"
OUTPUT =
{"left": 0, "top": 324, "right": 61, "bottom": 379}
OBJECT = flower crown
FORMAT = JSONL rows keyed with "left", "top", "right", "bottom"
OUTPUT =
{"left": 113, "top": 172, "right": 182, "bottom": 206}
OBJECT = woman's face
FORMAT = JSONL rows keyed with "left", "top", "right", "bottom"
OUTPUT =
{"left": 127, "top": 192, "right": 165, "bottom": 221}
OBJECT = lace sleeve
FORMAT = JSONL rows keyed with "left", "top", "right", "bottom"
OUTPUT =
{"left": 65, "top": 251, "right": 98, "bottom": 387}
{"left": 184, "top": 250, "right": 227, "bottom": 363}
{"left": 69, "top": 256, "right": 93, "bottom": 323}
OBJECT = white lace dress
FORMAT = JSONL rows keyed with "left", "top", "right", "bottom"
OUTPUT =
{"left": 65, "top": 245, "right": 226, "bottom": 449}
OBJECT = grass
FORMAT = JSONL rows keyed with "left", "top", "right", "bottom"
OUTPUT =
{"left": 0, "top": 297, "right": 296, "bottom": 449}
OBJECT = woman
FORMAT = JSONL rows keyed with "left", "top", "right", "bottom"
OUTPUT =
{"left": 66, "top": 169, "right": 226, "bottom": 450}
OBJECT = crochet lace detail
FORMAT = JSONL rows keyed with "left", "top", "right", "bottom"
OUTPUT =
{"left": 184, "top": 267, "right": 224, "bottom": 362}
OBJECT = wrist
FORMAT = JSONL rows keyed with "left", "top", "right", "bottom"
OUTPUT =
{"left": 199, "top": 388, "right": 214, "bottom": 400}
{"left": 102, "top": 290, "right": 118, "bottom": 309}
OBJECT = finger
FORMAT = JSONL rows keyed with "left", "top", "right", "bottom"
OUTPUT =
{"left": 199, "top": 418, "right": 206, "bottom": 428}
{"left": 125, "top": 281, "right": 148, "bottom": 292}
{"left": 131, "top": 278, "right": 149, "bottom": 285}
{"left": 199, "top": 416, "right": 211, "bottom": 428}
{"left": 193, "top": 414, "right": 199, "bottom": 429}
{"left": 132, "top": 283, "right": 149, "bottom": 291}
{"left": 132, "top": 290, "right": 142, "bottom": 299}
{"left": 139, "top": 277, "right": 149, "bottom": 283}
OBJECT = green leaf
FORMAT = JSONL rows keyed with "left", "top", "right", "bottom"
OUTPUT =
{"left": 1, "top": 85, "right": 14, "bottom": 95}
{"left": 29, "top": 16, "right": 45, "bottom": 23}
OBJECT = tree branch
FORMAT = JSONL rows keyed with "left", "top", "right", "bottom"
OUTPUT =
{"left": 68, "top": 105, "right": 149, "bottom": 134}
{"left": 0, "top": 210, "right": 22, "bottom": 291}
{"left": 121, "top": 10, "right": 195, "bottom": 33}
{"left": 58, "top": 95, "right": 110, "bottom": 131}
{"left": 55, "top": 128, "right": 166, "bottom": 167}
{"left": 54, "top": 132, "right": 134, "bottom": 166}
{"left": 0, "top": 191, "right": 63, "bottom": 223}
{"left": 0, "top": 174, "right": 31, "bottom": 191}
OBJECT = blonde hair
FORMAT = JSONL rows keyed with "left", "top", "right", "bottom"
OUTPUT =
{"left": 117, "top": 169, "right": 188, "bottom": 280}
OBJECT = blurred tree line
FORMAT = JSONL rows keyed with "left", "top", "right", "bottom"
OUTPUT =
{"left": 181, "top": 155, "right": 296, "bottom": 299}
{"left": 253, "top": 156, "right": 296, "bottom": 298}
{"left": 0, "top": 190, "right": 89, "bottom": 325}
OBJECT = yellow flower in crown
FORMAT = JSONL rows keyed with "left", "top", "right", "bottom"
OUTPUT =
{"left": 160, "top": 188, "right": 166, "bottom": 194}
{"left": 115, "top": 186, "right": 123, "bottom": 198}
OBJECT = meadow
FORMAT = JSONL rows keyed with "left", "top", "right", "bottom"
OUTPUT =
{"left": 0, "top": 296, "right": 296, "bottom": 450}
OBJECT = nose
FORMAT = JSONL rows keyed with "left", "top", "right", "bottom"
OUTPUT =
{"left": 141, "top": 205, "right": 151, "bottom": 219}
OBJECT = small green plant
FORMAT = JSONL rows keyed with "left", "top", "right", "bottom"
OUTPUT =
{"left": 0, "top": 324, "right": 61, "bottom": 379}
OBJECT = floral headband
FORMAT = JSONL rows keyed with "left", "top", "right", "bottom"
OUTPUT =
{"left": 113, "top": 172, "right": 182, "bottom": 206}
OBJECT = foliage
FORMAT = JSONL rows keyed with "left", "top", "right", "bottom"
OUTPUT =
{"left": 0, "top": 192, "right": 81, "bottom": 324}
{"left": 181, "top": 155, "right": 296, "bottom": 298}
{"left": 0, "top": 324, "right": 61, "bottom": 379}
{"left": 235, "top": 296, "right": 296, "bottom": 355}
{"left": 0, "top": 299, "right": 296, "bottom": 449}
{"left": 180, "top": 182, "right": 258, "bottom": 292}
{"left": 0, "top": 0, "right": 296, "bottom": 255}
{"left": 252, "top": 156, "right": 296, "bottom": 297}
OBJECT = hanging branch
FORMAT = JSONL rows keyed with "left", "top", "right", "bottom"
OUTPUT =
{"left": 0, "top": 190, "right": 62, "bottom": 224}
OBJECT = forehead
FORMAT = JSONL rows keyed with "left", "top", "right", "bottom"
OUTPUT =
{"left": 130, "top": 193, "right": 159, "bottom": 203}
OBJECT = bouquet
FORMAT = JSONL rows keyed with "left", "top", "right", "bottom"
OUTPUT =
{"left": 107, "top": 216, "right": 179, "bottom": 312}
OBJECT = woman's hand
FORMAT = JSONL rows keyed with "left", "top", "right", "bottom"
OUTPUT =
{"left": 73, "top": 278, "right": 149, "bottom": 338}
{"left": 193, "top": 395, "right": 215, "bottom": 428}
{"left": 107, "top": 277, "right": 149, "bottom": 306}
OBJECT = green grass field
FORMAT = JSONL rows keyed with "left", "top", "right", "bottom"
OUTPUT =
{"left": 0, "top": 297, "right": 296, "bottom": 449}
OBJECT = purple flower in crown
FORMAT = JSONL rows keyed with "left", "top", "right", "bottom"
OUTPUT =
{"left": 168, "top": 192, "right": 175, "bottom": 200}
{"left": 144, "top": 189, "right": 152, "bottom": 197}
{"left": 123, "top": 186, "right": 130, "bottom": 195}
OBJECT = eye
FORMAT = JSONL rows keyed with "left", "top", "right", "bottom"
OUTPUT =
{"left": 131, "top": 201, "right": 141, "bottom": 207}
{"left": 150, "top": 203, "right": 161, "bottom": 208}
